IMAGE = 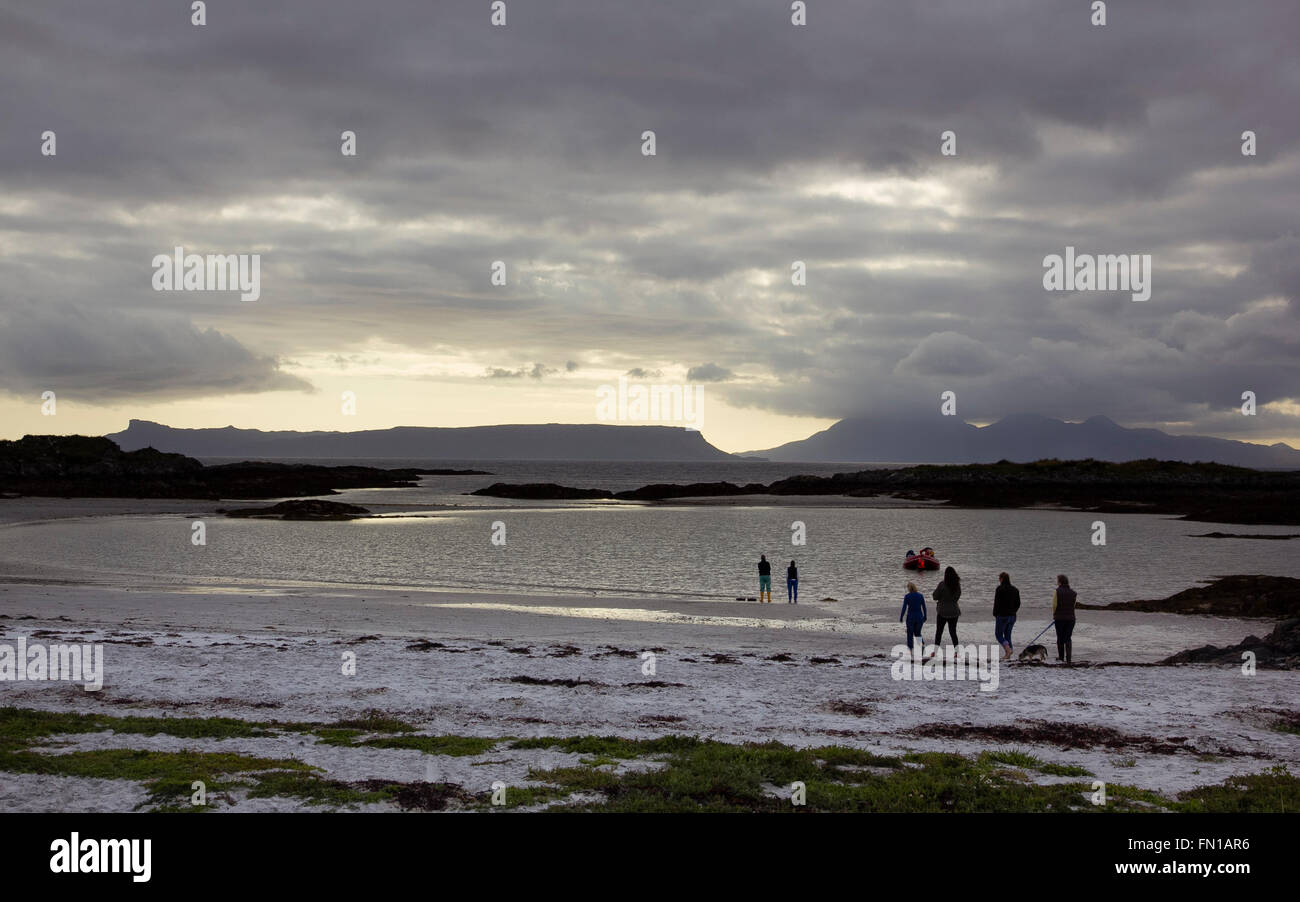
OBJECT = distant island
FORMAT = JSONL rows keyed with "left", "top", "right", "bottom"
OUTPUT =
{"left": 745, "top": 412, "right": 1300, "bottom": 469}
{"left": 107, "top": 420, "right": 733, "bottom": 461}
{"left": 471, "top": 459, "right": 1300, "bottom": 525}
{"left": 101, "top": 413, "right": 1300, "bottom": 467}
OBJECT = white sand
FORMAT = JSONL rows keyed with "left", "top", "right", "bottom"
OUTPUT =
{"left": 0, "top": 497, "right": 1295, "bottom": 811}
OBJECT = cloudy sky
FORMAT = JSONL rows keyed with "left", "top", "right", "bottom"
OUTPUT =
{"left": 2, "top": 0, "right": 1298, "bottom": 453}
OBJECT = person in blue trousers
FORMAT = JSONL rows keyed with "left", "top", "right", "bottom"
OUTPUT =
{"left": 993, "top": 571, "right": 1021, "bottom": 660}
{"left": 787, "top": 560, "right": 798, "bottom": 603}
{"left": 900, "top": 581, "right": 927, "bottom": 651}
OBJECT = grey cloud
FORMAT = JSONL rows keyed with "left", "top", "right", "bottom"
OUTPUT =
{"left": 687, "top": 363, "right": 735, "bottom": 383}
{"left": 0, "top": 300, "right": 311, "bottom": 402}
{"left": 0, "top": 1, "right": 1297, "bottom": 440}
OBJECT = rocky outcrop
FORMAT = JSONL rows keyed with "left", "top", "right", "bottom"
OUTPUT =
{"left": 613, "top": 481, "right": 768, "bottom": 501}
{"left": 0, "top": 435, "right": 422, "bottom": 500}
{"left": 222, "top": 500, "right": 372, "bottom": 520}
{"left": 471, "top": 459, "right": 1300, "bottom": 525}
{"left": 1162, "top": 619, "right": 1300, "bottom": 669}
{"left": 1078, "top": 576, "right": 1300, "bottom": 618}
{"left": 470, "top": 483, "right": 613, "bottom": 500}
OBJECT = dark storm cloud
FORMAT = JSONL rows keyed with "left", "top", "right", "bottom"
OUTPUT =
{"left": 1, "top": 0, "right": 1298, "bottom": 439}
{"left": 0, "top": 300, "right": 310, "bottom": 401}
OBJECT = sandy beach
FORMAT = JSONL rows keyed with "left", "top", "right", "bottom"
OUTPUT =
{"left": 1, "top": 492, "right": 1295, "bottom": 812}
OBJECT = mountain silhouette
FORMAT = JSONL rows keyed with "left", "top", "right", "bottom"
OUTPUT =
{"left": 107, "top": 420, "right": 735, "bottom": 461}
{"left": 745, "top": 413, "right": 1300, "bottom": 467}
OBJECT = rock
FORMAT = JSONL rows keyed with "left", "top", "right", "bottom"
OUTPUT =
{"left": 223, "top": 500, "right": 372, "bottom": 520}
{"left": 485, "top": 460, "right": 1300, "bottom": 525}
{"left": 469, "top": 483, "right": 613, "bottom": 500}
{"left": 0, "top": 434, "right": 421, "bottom": 499}
{"left": 1079, "top": 575, "right": 1300, "bottom": 618}
{"left": 1162, "top": 618, "right": 1300, "bottom": 669}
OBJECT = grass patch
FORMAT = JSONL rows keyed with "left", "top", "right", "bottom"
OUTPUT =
{"left": 0, "top": 706, "right": 272, "bottom": 749}
{"left": 1180, "top": 765, "right": 1298, "bottom": 813}
{"left": 243, "top": 771, "right": 395, "bottom": 807}
{"left": 507, "top": 734, "right": 702, "bottom": 759}
{"left": 4, "top": 707, "right": 1297, "bottom": 813}
{"left": 981, "top": 749, "right": 1093, "bottom": 777}
{"left": 1270, "top": 716, "right": 1300, "bottom": 737}
{"left": 0, "top": 747, "right": 314, "bottom": 811}
{"left": 525, "top": 743, "right": 1104, "bottom": 813}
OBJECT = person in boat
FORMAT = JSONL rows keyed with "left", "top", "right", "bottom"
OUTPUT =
{"left": 786, "top": 560, "right": 798, "bottom": 604}
{"left": 900, "top": 581, "right": 927, "bottom": 651}
{"left": 931, "top": 565, "right": 962, "bottom": 650}
{"left": 993, "top": 572, "right": 1021, "bottom": 661}
{"left": 1052, "top": 574, "right": 1077, "bottom": 662}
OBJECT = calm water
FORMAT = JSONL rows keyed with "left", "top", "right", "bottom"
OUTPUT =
{"left": 2, "top": 461, "right": 1298, "bottom": 608}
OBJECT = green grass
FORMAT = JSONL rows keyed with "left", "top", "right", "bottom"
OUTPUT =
{"left": 507, "top": 734, "right": 703, "bottom": 758}
{"left": 527, "top": 744, "right": 1109, "bottom": 813}
{"left": 0, "top": 706, "right": 274, "bottom": 748}
{"left": 242, "top": 771, "right": 396, "bottom": 807}
{"left": 3, "top": 707, "right": 1297, "bottom": 813}
{"left": 980, "top": 749, "right": 1094, "bottom": 777}
{"left": 1271, "top": 717, "right": 1300, "bottom": 737}
{"left": 1179, "top": 765, "right": 1298, "bottom": 813}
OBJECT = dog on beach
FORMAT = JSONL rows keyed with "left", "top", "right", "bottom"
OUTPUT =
{"left": 1018, "top": 644, "right": 1048, "bottom": 663}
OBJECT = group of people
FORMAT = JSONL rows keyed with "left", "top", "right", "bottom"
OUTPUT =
{"left": 754, "top": 555, "right": 1079, "bottom": 661}
{"left": 899, "top": 568, "right": 1079, "bottom": 662}
{"left": 756, "top": 554, "right": 798, "bottom": 604}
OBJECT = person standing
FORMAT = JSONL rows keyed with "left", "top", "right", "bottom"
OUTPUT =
{"left": 758, "top": 554, "right": 772, "bottom": 603}
{"left": 900, "top": 581, "right": 927, "bottom": 651}
{"left": 932, "top": 566, "right": 962, "bottom": 649}
{"left": 993, "top": 572, "right": 1021, "bottom": 661}
{"left": 1052, "top": 574, "right": 1077, "bottom": 663}
{"left": 786, "top": 560, "right": 799, "bottom": 604}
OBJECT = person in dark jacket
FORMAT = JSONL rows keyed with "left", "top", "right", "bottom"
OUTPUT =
{"left": 786, "top": 560, "right": 798, "bottom": 604}
{"left": 757, "top": 555, "right": 772, "bottom": 603}
{"left": 993, "top": 572, "right": 1021, "bottom": 660}
{"left": 900, "top": 581, "right": 927, "bottom": 650}
{"left": 931, "top": 566, "right": 962, "bottom": 651}
{"left": 1052, "top": 574, "right": 1078, "bottom": 663}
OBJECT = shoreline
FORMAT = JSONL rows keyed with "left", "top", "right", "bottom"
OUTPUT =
{"left": 1, "top": 496, "right": 1296, "bottom": 812}
{"left": 1, "top": 585, "right": 1295, "bottom": 812}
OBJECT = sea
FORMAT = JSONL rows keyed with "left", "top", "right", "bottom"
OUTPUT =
{"left": 2, "top": 459, "right": 1298, "bottom": 608}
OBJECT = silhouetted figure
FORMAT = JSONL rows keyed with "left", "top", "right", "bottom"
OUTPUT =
{"left": 757, "top": 554, "right": 772, "bottom": 603}
{"left": 932, "top": 565, "right": 962, "bottom": 650}
{"left": 1052, "top": 574, "right": 1077, "bottom": 662}
{"left": 900, "top": 580, "right": 927, "bottom": 650}
{"left": 993, "top": 572, "right": 1021, "bottom": 661}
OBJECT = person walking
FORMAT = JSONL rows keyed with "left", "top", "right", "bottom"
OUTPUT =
{"left": 786, "top": 560, "right": 799, "bottom": 604}
{"left": 758, "top": 554, "right": 772, "bottom": 603}
{"left": 993, "top": 572, "right": 1021, "bottom": 661}
{"left": 1052, "top": 574, "right": 1077, "bottom": 663}
{"left": 900, "top": 581, "right": 927, "bottom": 651}
{"left": 931, "top": 566, "right": 962, "bottom": 650}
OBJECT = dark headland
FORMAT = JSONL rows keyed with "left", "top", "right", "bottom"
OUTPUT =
{"left": 0, "top": 435, "right": 425, "bottom": 499}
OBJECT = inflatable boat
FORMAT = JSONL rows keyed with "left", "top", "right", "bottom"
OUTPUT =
{"left": 903, "top": 548, "right": 940, "bottom": 571}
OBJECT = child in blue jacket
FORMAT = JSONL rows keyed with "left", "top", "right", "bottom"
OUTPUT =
{"left": 900, "top": 581, "right": 927, "bottom": 651}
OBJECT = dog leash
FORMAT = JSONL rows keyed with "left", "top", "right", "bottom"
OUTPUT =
{"left": 1026, "top": 621, "right": 1057, "bottom": 646}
